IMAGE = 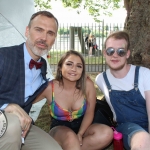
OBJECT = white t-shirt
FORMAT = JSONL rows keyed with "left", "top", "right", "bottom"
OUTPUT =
{"left": 95, "top": 65, "right": 150, "bottom": 121}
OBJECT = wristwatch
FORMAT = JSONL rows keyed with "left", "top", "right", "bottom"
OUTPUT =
{"left": 0, "top": 110, "right": 7, "bottom": 138}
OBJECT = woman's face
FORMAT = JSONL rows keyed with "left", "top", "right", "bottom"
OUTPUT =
{"left": 61, "top": 54, "right": 83, "bottom": 82}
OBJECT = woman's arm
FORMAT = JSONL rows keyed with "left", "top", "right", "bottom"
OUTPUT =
{"left": 33, "top": 81, "right": 53, "bottom": 104}
{"left": 78, "top": 77, "right": 96, "bottom": 137}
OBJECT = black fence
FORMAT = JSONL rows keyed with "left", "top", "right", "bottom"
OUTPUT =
{"left": 47, "top": 21, "right": 123, "bottom": 73}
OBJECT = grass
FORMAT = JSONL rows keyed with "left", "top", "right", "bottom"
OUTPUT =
{"left": 48, "top": 50, "right": 105, "bottom": 65}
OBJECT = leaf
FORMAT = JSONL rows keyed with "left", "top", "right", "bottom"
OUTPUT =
{"left": 34, "top": 0, "right": 122, "bottom": 22}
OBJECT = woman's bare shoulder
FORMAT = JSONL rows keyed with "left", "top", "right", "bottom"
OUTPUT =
{"left": 86, "top": 76, "right": 94, "bottom": 86}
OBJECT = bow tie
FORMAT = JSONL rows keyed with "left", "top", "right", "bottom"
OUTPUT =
{"left": 29, "top": 59, "right": 43, "bottom": 69}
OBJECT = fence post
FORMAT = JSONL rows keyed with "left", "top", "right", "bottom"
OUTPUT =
{"left": 76, "top": 27, "right": 85, "bottom": 53}
{"left": 69, "top": 26, "right": 75, "bottom": 50}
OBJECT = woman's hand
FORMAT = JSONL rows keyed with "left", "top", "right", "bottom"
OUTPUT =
{"left": 77, "top": 133, "right": 83, "bottom": 146}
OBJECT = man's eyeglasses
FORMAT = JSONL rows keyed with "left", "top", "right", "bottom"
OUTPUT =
{"left": 106, "top": 47, "right": 127, "bottom": 57}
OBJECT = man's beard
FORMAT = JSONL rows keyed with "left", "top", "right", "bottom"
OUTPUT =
{"left": 28, "top": 37, "right": 51, "bottom": 57}
{"left": 31, "top": 46, "right": 49, "bottom": 57}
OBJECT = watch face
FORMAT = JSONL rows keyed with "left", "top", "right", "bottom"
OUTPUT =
{"left": 0, "top": 110, "right": 7, "bottom": 138}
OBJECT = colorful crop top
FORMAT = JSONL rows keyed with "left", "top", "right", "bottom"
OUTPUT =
{"left": 49, "top": 81, "right": 87, "bottom": 121}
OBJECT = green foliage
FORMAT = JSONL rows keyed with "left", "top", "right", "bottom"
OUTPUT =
{"left": 34, "top": 0, "right": 51, "bottom": 10}
{"left": 58, "top": 28, "right": 69, "bottom": 34}
{"left": 62, "top": 0, "right": 82, "bottom": 8}
{"left": 62, "top": 0, "right": 122, "bottom": 22}
{"left": 34, "top": 0, "right": 123, "bottom": 22}
{"left": 57, "top": 25, "right": 109, "bottom": 37}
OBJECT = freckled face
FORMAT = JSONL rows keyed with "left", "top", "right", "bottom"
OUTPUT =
{"left": 61, "top": 54, "right": 83, "bottom": 82}
{"left": 25, "top": 15, "right": 57, "bottom": 59}
{"left": 104, "top": 38, "right": 130, "bottom": 71}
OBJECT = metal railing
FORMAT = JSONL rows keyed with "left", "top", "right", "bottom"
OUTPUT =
{"left": 47, "top": 21, "right": 123, "bottom": 73}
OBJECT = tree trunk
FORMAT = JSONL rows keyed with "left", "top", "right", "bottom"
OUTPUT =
{"left": 124, "top": 0, "right": 150, "bottom": 68}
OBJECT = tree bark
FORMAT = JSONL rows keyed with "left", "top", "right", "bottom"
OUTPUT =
{"left": 124, "top": 0, "right": 150, "bottom": 68}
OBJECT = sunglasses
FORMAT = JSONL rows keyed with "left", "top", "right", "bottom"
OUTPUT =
{"left": 106, "top": 47, "right": 127, "bottom": 57}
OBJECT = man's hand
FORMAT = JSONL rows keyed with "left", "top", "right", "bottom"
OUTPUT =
{"left": 5, "top": 104, "right": 32, "bottom": 137}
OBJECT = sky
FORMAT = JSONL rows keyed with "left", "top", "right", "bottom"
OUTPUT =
{"left": 49, "top": 1, "right": 127, "bottom": 25}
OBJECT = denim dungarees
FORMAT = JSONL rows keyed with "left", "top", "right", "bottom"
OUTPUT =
{"left": 103, "top": 66, "right": 148, "bottom": 130}
{"left": 103, "top": 66, "right": 148, "bottom": 149}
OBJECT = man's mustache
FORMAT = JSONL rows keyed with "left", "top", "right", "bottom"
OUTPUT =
{"left": 36, "top": 40, "right": 48, "bottom": 48}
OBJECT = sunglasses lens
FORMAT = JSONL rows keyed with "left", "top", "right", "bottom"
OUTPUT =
{"left": 106, "top": 48, "right": 127, "bottom": 57}
{"left": 117, "top": 48, "right": 126, "bottom": 57}
{"left": 106, "top": 48, "right": 115, "bottom": 56}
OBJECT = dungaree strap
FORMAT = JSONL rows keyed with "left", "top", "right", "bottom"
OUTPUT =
{"left": 103, "top": 66, "right": 140, "bottom": 92}
{"left": 134, "top": 66, "right": 140, "bottom": 90}
{"left": 103, "top": 72, "right": 112, "bottom": 92}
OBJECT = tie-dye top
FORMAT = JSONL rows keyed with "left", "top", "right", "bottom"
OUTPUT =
{"left": 49, "top": 81, "right": 87, "bottom": 121}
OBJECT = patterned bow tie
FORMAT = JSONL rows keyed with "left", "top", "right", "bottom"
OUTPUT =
{"left": 29, "top": 59, "right": 43, "bottom": 69}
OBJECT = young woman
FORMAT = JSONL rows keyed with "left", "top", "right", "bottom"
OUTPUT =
{"left": 34, "top": 50, "right": 113, "bottom": 150}
{"left": 87, "top": 33, "right": 94, "bottom": 56}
